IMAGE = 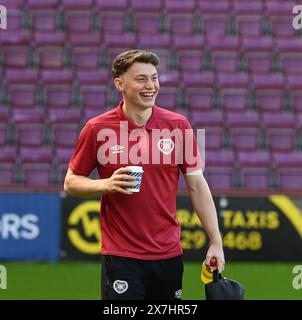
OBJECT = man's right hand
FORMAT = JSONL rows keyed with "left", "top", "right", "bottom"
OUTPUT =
{"left": 103, "top": 167, "right": 137, "bottom": 195}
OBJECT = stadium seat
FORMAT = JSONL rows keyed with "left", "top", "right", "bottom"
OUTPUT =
{"left": 262, "top": 112, "right": 296, "bottom": 152}
{"left": 190, "top": 111, "right": 225, "bottom": 151}
{"left": 6, "top": 10, "right": 25, "bottom": 31}
{"left": 5, "top": 68, "right": 38, "bottom": 85}
{"left": 242, "top": 37, "right": 274, "bottom": 74}
{"left": 79, "top": 85, "right": 108, "bottom": 111}
{"left": 96, "top": 0, "right": 129, "bottom": 35}
{"left": 266, "top": 1, "right": 298, "bottom": 38}
{"left": 276, "top": 39, "right": 302, "bottom": 75}
{"left": 27, "top": 0, "right": 59, "bottom": 10}
{"left": 65, "top": 11, "right": 94, "bottom": 33}
{"left": 29, "top": 10, "right": 58, "bottom": 32}
{"left": 61, "top": 0, "right": 94, "bottom": 10}
{"left": 69, "top": 33, "right": 102, "bottom": 70}
{"left": 238, "top": 151, "right": 271, "bottom": 190}
{"left": 44, "top": 85, "right": 73, "bottom": 109}
{"left": 208, "top": 37, "right": 240, "bottom": 73}
{"left": 95, "top": 0, "right": 128, "bottom": 12}
{"left": 273, "top": 151, "right": 302, "bottom": 190}
{"left": 204, "top": 150, "right": 235, "bottom": 190}
{"left": 0, "top": 109, "right": 9, "bottom": 146}
{"left": 8, "top": 84, "right": 38, "bottom": 108}
{"left": 287, "top": 75, "right": 302, "bottom": 113}
{"left": 156, "top": 71, "right": 180, "bottom": 111}
{"left": 104, "top": 33, "right": 136, "bottom": 65}
{"left": 41, "top": 69, "right": 74, "bottom": 85}
{"left": 173, "top": 35, "right": 204, "bottom": 72}
{"left": 233, "top": 2, "right": 264, "bottom": 37}
{"left": 12, "top": 109, "right": 45, "bottom": 147}
{"left": 227, "top": 111, "right": 260, "bottom": 151}
{"left": 76, "top": 70, "right": 109, "bottom": 87}
{"left": 33, "top": 32, "right": 67, "bottom": 69}
{"left": 55, "top": 147, "right": 74, "bottom": 183}
{"left": 0, "top": 147, "right": 17, "bottom": 186}
{"left": 48, "top": 108, "right": 82, "bottom": 148}
{"left": 0, "top": 0, "right": 23, "bottom": 10}
{"left": 19, "top": 147, "right": 53, "bottom": 186}
{"left": 131, "top": 0, "right": 163, "bottom": 35}
{"left": 137, "top": 34, "right": 171, "bottom": 71}
{"left": 183, "top": 72, "right": 215, "bottom": 111}
{"left": 252, "top": 74, "right": 284, "bottom": 112}
{"left": 1, "top": 32, "right": 31, "bottom": 68}
{"left": 217, "top": 73, "right": 249, "bottom": 112}
{"left": 199, "top": 1, "right": 230, "bottom": 37}
{"left": 164, "top": 0, "right": 196, "bottom": 35}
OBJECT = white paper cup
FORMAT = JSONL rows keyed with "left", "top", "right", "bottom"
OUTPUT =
{"left": 126, "top": 166, "right": 144, "bottom": 193}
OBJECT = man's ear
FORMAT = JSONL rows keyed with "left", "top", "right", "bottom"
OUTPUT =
{"left": 114, "top": 78, "right": 124, "bottom": 92}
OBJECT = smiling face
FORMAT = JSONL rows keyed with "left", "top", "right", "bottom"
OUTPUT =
{"left": 114, "top": 62, "right": 160, "bottom": 110}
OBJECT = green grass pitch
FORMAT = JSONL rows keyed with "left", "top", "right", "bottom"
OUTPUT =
{"left": 0, "top": 261, "right": 301, "bottom": 300}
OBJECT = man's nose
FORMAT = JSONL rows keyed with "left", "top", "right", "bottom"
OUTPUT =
{"left": 145, "top": 78, "right": 154, "bottom": 89}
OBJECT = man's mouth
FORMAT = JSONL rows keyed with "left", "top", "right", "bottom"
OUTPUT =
{"left": 140, "top": 92, "right": 156, "bottom": 98}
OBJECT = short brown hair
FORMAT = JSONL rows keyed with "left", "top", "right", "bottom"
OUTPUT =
{"left": 112, "top": 49, "right": 159, "bottom": 78}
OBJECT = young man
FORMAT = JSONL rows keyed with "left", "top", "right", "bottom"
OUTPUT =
{"left": 64, "top": 49, "right": 225, "bottom": 300}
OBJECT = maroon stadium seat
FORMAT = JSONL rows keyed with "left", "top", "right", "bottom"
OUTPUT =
{"left": 27, "top": 0, "right": 59, "bottom": 10}
{"left": 19, "top": 147, "right": 53, "bottom": 186}
{"left": 48, "top": 109, "right": 81, "bottom": 148}
{"left": 287, "top": 75, "right": 302, "bottom": 113}
{"left": 276, "top": 39, "right": 302, "bottom": 76}
{"left": 199, "top": 1, "right": 230, "bottom": 37}
{"left": 104, "top": 33, "right": 136, "bottom": 65}
{"left": 0, "top": 109, "right": 9, "bottom": 146}
{"left": 12, "top": 109, "right": 45, "bottom": 147}
{"left": 69, "top": 33, "right": 102, "bottom": 70}
{"left": 61, "top": 0, "right": 94, "bottom": 10}
{"left": 137, "top": 34, "right": 171, "bottom": 71}
{"left": 55, "top": 147, "right": 74, "bottom": 183}
{"left": 273, "top": 151, "right": 302, "bottom": 190}
{"left": 208, "top": 37, "right": 240, "bottom": 73}
{"left": 131, "top": 0, "right": 162, "bottom": 35}
{"left": 227, "top": 111, "right": 260, "bottom": 151}
{"left": 1, "top": 32, "right": 31, "bottom": 68}
{"left": 156, "top": 71, "right": 180, "bottom": 111}
{"left": 0, "top": 0, "right": 23, "bottom": 9}
{"left": 8, "top": 84, "right": 38, "bottom": 108}
{"left": 262, "top": 112, "right": 296, "bottom": 152}
{"left": 5, "top": 68, "right": 38, "bottom": 85}
{"left": 33, "top": 32, "right": 66, "bottom": 69}
{"left": 252, "top": 74, "right": 284, "bottom": 112}
{"left": 173, "top": 35, "right": 204, "bottom": 72}
{"left": 191, "top": 111, "right": 225, "bottom": 151}
{"left": 204, "top": 150, "right": 235, "bottom": 190}
{"left": 29, "top": 10, "right": 58, "bottom": 32}
{"left": 183, "top": 72, "right": 215, "bottom": 111}
{"left": 238, "top": 151, "right": 271, "bottom": 190}
{"left": 233, "top": 2, "right": 264, "bottom": 37}
{"left": 217, "top": 73, "right": 249, "bottom": 112}
{"left": 266, "top": 1, "right": 298, "bottom": 38}
{"left": 6, "top": 10, "right": 25, "bottom": 31}
{"left": 0, "top": 147, "right": 17, "bottom": 186}
{"left": 242, "top": 37, "right": 274, "bottom": 74}
{"left": 164, "top": 0, "right": 196, "bottom": 35}
{"left": 96, "top": 0, "right": 127, "bottom": 12}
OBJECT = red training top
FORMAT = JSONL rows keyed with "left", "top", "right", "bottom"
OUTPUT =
{"left": 69, "top": 101, "right": 203, "bottom": 260}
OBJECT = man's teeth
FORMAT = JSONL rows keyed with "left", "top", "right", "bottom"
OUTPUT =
{"left": 141, "top": 93, "right": 154, "bottom": 97}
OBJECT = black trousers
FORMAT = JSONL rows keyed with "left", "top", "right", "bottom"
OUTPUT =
{"left": 101, "top": 255, "right": 184, "bottom": 300}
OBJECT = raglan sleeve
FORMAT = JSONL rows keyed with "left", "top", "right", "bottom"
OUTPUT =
{"left": 68, "top": 122, "right": 98, "bottom": 177}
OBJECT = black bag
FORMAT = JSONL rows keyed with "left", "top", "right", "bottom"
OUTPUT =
{"left": 205, "top": 270, "right": 244, "bottom": 300}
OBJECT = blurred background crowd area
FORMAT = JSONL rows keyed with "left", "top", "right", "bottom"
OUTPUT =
{"left": 1, "top": 0, "right": 302, "bottom": 194}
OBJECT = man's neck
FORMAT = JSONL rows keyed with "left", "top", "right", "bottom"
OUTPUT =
{"left": 122, "top": 101, "right": 153, "bottom": 126}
